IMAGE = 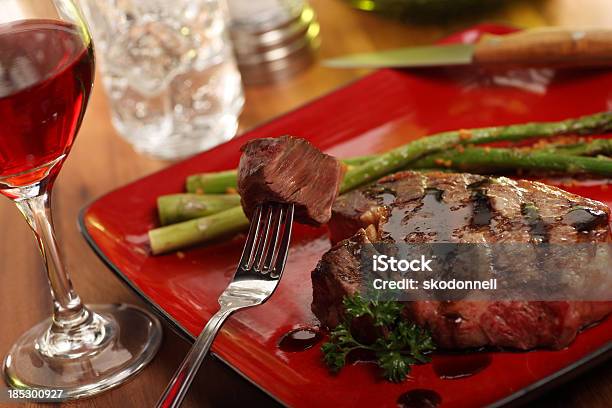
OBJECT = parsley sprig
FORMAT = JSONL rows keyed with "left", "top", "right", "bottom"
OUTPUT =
{"left": 321, "top": 294, "right": 435, "bottom": 382}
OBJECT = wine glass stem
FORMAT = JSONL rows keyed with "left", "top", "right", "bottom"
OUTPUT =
{"left": 15, "top": 190, "right": 88, "bottom": 327}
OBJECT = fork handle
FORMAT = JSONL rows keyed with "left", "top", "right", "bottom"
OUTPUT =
{"left": 156, "top": 307, "right": 234, "bottom": 408}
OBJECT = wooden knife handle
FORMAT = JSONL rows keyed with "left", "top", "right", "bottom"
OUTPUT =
{"left": 473, "top": 28, "right": 612, "bottom": 68}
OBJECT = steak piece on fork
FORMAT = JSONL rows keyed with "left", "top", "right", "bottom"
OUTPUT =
{"left": 238, "top": 136, "right": 345, "bottom": 226}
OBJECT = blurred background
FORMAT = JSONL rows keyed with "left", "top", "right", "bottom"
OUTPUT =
{"left": 80, "top": 0, "right": 612, "bottom": 161}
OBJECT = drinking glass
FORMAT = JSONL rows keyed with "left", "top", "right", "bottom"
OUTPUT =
{"left": 0, "top": 0, "right": 162, "bottom": 399}
{"left": 82, "top": 0, "right": 245, "bottom": 160}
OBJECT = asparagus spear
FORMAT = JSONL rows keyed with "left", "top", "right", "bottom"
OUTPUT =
{"left": 340, "top": 111, "right": 612, "bottom": 191}
{"left": 151, "top": 145, "right": 611, "bottom": 252}
{"left": 185, "top": 111, "right": 612, "bottom": 195}
{"left": 157, "top": 194, "right": 242, "bottom": 225}
{"left": 186, "top": 170, "right": 238, "bottom": 194}
{"left": 149, "top": 206, "right": 249, "bottom": 255}
{"left": 151, "top": 148, "right": 611, "bottom": 253}
{"left": 161, "top": 140, "right": 612, "bottom": 226}
{"left": 185, "top": 138, "right": 612, "bottom": 195}
{"left": 185, "top": 155, "right": 376, "bottom": 194}
{"left": 539, "top": 139, "right": 612, "bottom": 157}
{"left": 184, "top": 138, "right": 612, "bottom": 195}
{"left": 152, "top": 112, "right": 612, "bottom": 253}
{"left": 412, "top": 147, "right": 612, "bottom": 175}
{"left": 342, "top": 155, "right": 377, "bottom": 166}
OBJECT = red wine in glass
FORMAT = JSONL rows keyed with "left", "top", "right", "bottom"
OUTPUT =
{"left": 0, "top": 19, "right": 94, "bottom": 189}
{"left": 1, "top": 5, "right": 161, "bottom": 399}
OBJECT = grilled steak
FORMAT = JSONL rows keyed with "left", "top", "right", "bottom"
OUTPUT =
{"left": 238, "top": 136, "right": 345, "bottom": 226}
{"left": 312, "top": 171, "right": 612, "bottom": 350}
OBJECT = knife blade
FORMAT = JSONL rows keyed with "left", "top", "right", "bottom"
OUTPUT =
{"left": 324, "top": 28, "right": 612, "bottom": 69}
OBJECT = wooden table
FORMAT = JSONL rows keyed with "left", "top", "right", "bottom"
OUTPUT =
{"left": 1, "top": 0, "right": 611, "bottom": 406}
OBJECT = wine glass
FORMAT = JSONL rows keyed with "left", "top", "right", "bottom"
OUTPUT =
{"left": 0, "top": 0, "right": 162, "bottom": 399}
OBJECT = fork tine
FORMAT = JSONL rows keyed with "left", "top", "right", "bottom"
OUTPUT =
{"left": 256, "top": 205, "right": 283, "bottom": 273}
{"left": 261, "top": 205, "right": 285, "bottom": 274}
{"left": 238, "top": 205, "right": 263, "bottom": 270}
{"left": 245, "top": 205, "right": 272, "bottom": 270}
{"left": 268, "top": 205, "right": 294, "bottom": 278}
{"left": 251, "top": 205, "right": 276, "bottom": 272}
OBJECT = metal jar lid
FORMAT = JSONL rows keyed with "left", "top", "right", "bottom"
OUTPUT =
{"left": 230, "top": 6, "right": 316, "bottom": 55}
{"left": 228, "top": 4, "right": 320, "bottom": 84}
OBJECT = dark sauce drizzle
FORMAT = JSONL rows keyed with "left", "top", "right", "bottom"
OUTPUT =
{"left": 386, "top": 187, "right": 472, "bottom": 243}
{"left": 365, "top": 184, "right": 398, "bottom": 206}
{"left": 432, "top": 352, "right": 492, "bottom": 379}
{"left": 427, "top": 187, "right": 444, "bottom": 202}
{"left": 277, "top": 327, "right": 322, "bottom": 352}
{"left": 564, "top": 206, "right": 608, "bottom": 232}
{"left": 467, "top": 180, "right": 493, "bottom": 228}
{"left": 397, "top": 389, "right": 442, "bottom": 408}
{"left": 521, "top": 203, "right": 550, "bottom": 243}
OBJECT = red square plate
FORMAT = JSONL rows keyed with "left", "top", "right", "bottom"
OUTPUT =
{"left": 80, "top": 25, "right": 612, "bottom": 408}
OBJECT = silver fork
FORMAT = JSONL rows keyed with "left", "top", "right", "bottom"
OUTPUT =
{"left": 156, "top": 203, "right": 295, "bottom": 408}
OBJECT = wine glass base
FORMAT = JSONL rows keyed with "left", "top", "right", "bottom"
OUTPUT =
{"left": 3, "top": 304, "right": 162, "bottom": 400}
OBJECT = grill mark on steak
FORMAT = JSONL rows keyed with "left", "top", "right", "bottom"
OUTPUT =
{"left": 314, "top": 171, "right": 612, "bottom": 350}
